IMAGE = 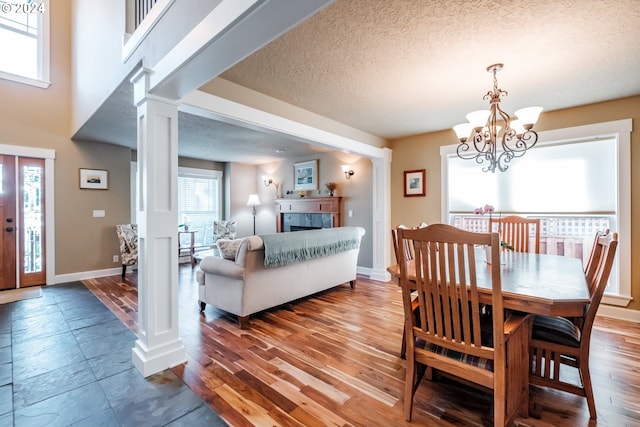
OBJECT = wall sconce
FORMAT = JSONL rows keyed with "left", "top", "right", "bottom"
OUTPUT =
{"left": 261, "top": 175, "right": 280, "bottom": 190}
{"left": 341, "top": 165, "right": 355, "bottom": 180}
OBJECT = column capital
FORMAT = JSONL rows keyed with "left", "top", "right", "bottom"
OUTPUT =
{"left": 130, "top": 67, "right": 152, "bottom": 106}
{"left": 130, "top": 66, "right": 180, "bottom": 107}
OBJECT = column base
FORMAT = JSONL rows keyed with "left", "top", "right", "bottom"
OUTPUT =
{"left": 369, "top": 268, "right": 391, "bottom": 282}
{"left": 132, "top": 338, "right": 187, "bottom": 378}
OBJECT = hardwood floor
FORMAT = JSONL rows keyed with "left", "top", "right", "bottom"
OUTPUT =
{"left": 83, "top": 266, "right": 640, "bottom": 426}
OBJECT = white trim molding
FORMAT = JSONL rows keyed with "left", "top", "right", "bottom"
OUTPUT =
{"left": 441, "top": 118, "right": 633, "bottom": 305}
{"left": 0, "top": 144, "right": 55, "bottom": 286}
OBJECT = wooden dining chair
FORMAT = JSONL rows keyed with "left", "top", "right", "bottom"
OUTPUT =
{"left": 529, "top": 231, "right": 618, "bottom": 420}
{"left": 584, "top": 229, "right": 611, "bottom": 292}
{"left": 398, "top": 224, "right": 532, "bottom": 425}
{"left": 392, "top": 225, "right": 418, "bottom": 359}
{"left": 489, "top": 215, "right": 540, "bottom": 253}
{"left": 392, "top": 225, "right": 414, "bottom": 264}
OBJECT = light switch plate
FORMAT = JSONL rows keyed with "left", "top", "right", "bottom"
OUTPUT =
{"left": 93, "top": 210, "right": 105, "bottom": 217}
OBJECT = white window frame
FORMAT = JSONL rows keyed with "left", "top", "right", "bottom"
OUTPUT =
{"left": 177, "top": 166, "right": 223, "bottom": 246}
{"left": 0, "top": 0, "right": 51, "bottom": 88}
{"left": 440, "top": 119, "right": 632, "bottom": 306}
{"left": 130, "top": 162, "right": 223, "bottom": 231}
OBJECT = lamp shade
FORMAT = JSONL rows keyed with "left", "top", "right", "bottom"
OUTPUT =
{"left": 509, "top": 119, "right": 526, "bottom": 135}
{"left": 453, "top": 123, "right": 472, "bottom": 140}
{"left": 246, "top": 194, "right": 260, "bottom": 206}
{"left": 515, "top": 106, "right": 543, "bottom": 126}
{"left": 466, "top": 110, "right": 491, "bottom": 129}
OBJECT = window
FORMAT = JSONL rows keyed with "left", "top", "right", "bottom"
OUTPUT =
{"left": 130, "top": 164, "right": 222, "bottom": 248}
{"left": 177, "top": 167, "right": 222, "bottom": 247}
{"left": 441, "top": 119, "right": 631, "bottom": 305}
{"left": 0, "top": 0, "right": 50, "bottom": 88}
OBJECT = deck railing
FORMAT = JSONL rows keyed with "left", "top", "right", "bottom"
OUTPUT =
{"left": 451, "top": 215, "right": 611, "bottom": 265}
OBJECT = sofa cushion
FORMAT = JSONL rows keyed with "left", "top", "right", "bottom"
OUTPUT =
{"left": 217, "top": 239, "right": 242, "bottom": 260}
{"left": 214, "top": 220, "right": 237, "bottom": 240}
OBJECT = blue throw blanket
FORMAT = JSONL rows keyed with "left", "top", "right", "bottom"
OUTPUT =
{"left": 260, "top": 227, "right": 361, "bottom": 268}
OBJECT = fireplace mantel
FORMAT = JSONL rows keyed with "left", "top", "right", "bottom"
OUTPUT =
{"left": 275, "top": 197, "right": 342, "bottom": 232}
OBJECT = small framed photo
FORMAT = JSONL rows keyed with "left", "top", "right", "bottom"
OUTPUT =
{"left": 404, "top": 169, "right": 426, "bottom": 197}
{"left": 293, "top": 160, "right": 318, "bottom": 190}
{"left": 79, "top": 168, "right": 108, "bottom": 190}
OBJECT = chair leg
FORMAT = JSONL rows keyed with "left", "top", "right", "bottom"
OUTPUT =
{"left": 121, "top": 264, "right": 126, "bottom": 278}
{"left": 400, "top": 329, "right": 407, "bottom": 359}
{"left": 404, "top": 357, "right": 416, "bottom": 421}
{"left": 580, "top": 359, "right": 597, "bottom": 420}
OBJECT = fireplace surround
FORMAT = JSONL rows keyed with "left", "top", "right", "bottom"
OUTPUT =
{"left": 275, "top": 197, "right": 342, "bottom": 232}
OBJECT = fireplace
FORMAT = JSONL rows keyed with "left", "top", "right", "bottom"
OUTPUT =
{"left": 275, "top": 197, "right": 342, "bottom": 232}
{"left": 290, "top": 225, "right": 322, "bottom": 232}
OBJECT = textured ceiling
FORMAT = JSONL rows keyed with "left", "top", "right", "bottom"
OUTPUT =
{"left": 220, "top": 0, "right": 640, "bottom": 139}
{"left": 77, "top": 0, "right": 640, "bottom": 163}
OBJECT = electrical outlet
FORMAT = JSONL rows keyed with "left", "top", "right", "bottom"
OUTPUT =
{"left": 113, "top": 255, "right": 119, "bottom": 263}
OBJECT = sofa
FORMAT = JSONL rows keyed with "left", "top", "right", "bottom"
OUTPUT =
{"left": 196, "top": 226, "right": 365, "bottom": 328}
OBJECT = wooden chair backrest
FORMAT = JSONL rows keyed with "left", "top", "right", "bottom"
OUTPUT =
{"left": 398, "top": 224, "right": 504, "bottom": 369}
{"left": 581, "top": 232, "right": 618, "bottom": 346}
{"left": 392, "top": 226, "right": 414, "bottom": 263}
{"left": 489, "top": 215, "right": 540, "bottom": 253}
{"left": 584, "top": 229, "right": 611, "bottom": 291}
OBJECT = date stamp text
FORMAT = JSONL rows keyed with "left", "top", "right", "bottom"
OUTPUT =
{"left": 1, "top": 2, "right": 45, "bottom": 14}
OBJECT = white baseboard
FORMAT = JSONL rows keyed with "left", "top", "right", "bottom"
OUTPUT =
{"left": 357, "top": 266, "right": 372, "bottom": 277}
{"left": 598, "top": 304, "right": 640, "bottom": 323}
{"left": 53, "top": 267, "right": 130, "bottom": 284}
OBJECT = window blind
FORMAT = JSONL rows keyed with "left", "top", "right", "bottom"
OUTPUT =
{"left": 448, "top": 138, "right": 616, "bottom": 214}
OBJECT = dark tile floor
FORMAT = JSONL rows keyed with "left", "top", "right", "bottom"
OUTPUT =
{"left": 0, "top": 282, "right": 227, "bottom": 427}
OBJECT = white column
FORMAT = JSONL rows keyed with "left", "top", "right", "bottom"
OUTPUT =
{"left": 369, "top": 148, "right": 392, "bottom": 282}
{"left": 130, "top": 68, "right": 186, "bottom": 377}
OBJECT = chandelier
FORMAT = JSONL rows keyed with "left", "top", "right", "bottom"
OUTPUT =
{"left": 453, "top": 64, "right": 543, "bottom": 173}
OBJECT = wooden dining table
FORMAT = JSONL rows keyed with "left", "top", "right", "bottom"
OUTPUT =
{"left": 387, "top": 249, "right": 591, "bottom": 317}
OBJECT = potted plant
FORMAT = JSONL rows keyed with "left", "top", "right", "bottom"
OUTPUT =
{"left": 325, "top": 181, "right": 337, "bottom": 196}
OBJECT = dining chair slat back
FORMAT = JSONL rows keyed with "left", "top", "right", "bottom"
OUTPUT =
{"left": 489, "top": 215, "right": 541, "bottom": 253}
{"left": 392, "top": 226, "right": 416, "bottom": 359}
{"left": 392, "top": 226, "right": 414, "bottom": 263}
{"left": 398, "top": 224, "right": 532, "bottom": 425}
{"left": 584, "top": 229, "right": 611, "bottom": 293}
{"left": 529, "top": 231, "right": 618, "bottom": 420}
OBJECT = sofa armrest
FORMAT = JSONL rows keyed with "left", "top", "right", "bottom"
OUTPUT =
{"left": 199, "top": 256, "right": 244, "bottom": 280}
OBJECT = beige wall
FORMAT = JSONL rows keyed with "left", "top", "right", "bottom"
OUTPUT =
{"left": 389, "top": 95, "right": 640, "bottom": 310}
{"left": 0, "top": 0, "right": 133, "bottom": 277}
{"left": 255, "top": 152, "right": 375, "bottom": 268}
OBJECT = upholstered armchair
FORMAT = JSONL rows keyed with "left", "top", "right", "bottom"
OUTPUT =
{"left": 115, "top": 224, "right": 138, "bottom": 278}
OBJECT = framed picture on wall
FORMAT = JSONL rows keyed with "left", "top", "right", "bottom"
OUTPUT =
{"left": 403, "top": 169, "right": 425, "bottom": 197}
{"left": 293, "top": 160, "right": 318, "bottom": 190}
{"left": 79, "top": 168, "right": 108, "bottom": 190}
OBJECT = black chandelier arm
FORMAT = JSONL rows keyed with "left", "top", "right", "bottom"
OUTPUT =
{"left": 480, "top": 152, "right": 498, "bottom": 173}
{"left": 456, "top": 133, "right": 491, "bottom": 160}
{"left": 496, "top": 150, "right": 517, "bottom": 172}
{"left": 502, "top": 129, "right": 539, "bottom": 154}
